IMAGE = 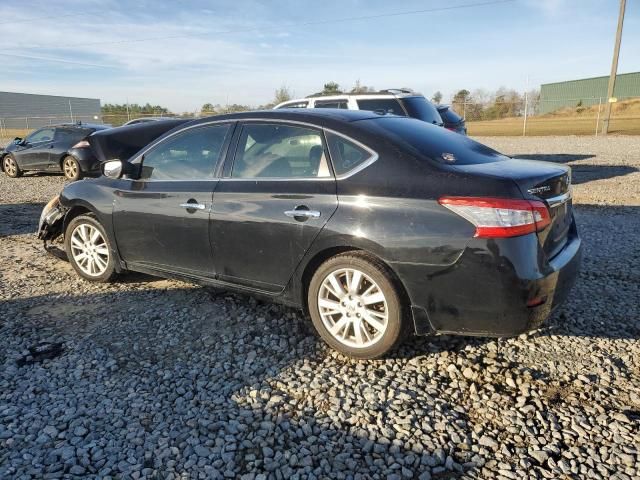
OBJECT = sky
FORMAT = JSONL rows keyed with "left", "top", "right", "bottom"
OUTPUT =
{"left": 1, "top": 0, "right": 639, "bottom": 112}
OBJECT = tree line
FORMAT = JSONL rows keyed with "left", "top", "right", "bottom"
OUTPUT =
{"left": 102, "top": 83, "right": 541, "bottom": 122}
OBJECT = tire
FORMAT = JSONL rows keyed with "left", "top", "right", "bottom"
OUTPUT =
{"left": 308, "top": 252, "right": 406, "bottom": 359}
{"left": 64, "top": 214, "right": 116, "bottom": 282}
{"left": 3, "top": 154, "right": 22, "bottom": 178}
{"left": 62, "top": 155, "right": 83, "bottom": 181}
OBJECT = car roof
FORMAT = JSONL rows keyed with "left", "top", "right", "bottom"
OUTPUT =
{"left": 183, "top": 109, "right": 385, "bottom": 128}
{"left": 53, "top": 123, "right": 109, "bottom": 130}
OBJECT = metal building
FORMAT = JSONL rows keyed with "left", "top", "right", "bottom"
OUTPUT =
{"left": 0, "top": 91, "right": 101, "bottom": 129}
{"left": 539, "top": 72, "right": 640, "bottom": 114}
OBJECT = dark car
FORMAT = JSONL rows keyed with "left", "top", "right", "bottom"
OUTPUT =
{"left": 37, "top": 109, "right": 582, "bottom": 359}
{"left": 2, "top": 123, "right": 110, "bottom": 180}
{"left": 437, "top": 104, "right": 467, "bottom": 135}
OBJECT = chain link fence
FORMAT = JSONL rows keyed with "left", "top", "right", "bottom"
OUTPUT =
{"left": 2, "top": 98, "right": 640, "bottom": 146}
{"left": 453, "top": 96, "right": 640, "bottom": 136}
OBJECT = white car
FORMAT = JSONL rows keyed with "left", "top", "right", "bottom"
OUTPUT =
{"left": 274, "top": 89, "right": 444, "bottom": 126}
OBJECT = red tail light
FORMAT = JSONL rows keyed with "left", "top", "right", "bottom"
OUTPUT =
{"left": 438, "top": 196, "right": 551, "bottom": 238}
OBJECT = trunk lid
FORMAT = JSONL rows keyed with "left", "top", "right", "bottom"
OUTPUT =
{"left": 451, "top": 158, "right": 572, "bottom": 258}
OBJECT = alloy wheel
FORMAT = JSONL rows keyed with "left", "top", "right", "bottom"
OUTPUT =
{"left": 317, "top": 267, "right": 389, "bottom": 348}
{"left": 4, "top": 156, "right": 17, "bottom": 176}
{"left": 63, "top": 157, "right": 78, "bottom": 179}
{"left": 69, "top": 223, "right": 110, "bottom": 277}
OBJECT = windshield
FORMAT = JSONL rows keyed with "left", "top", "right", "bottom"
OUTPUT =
{"left": 364, "top": 116, "right": 507, "bottom": 165}
{"left": 401, "top": 97, "right": 444, "bottom": 125}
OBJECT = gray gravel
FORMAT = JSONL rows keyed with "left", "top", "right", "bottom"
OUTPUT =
{"left": 1, "top": 136, "right": 639, "bottom": 479}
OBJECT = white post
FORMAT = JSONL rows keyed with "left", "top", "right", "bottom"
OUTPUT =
{"left": 126, "top": 98, "right": 131, "bottom": 122}
{"left": 522, "top": 91, "right": 529, "bottom": 137}
{"left": 68, "top": 100, "right": 74, "bottom": 123}
{"left": 595, "top": 97, "right": 603, "bottom": 136}
{"left": 25, "top": 117, "right": 29, "bottom": 130}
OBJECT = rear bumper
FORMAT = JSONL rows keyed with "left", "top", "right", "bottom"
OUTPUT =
{"left": 400, "top": 218, "right": 582, "bottom": 336}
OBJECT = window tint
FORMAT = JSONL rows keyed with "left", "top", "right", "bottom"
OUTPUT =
{"left": 27, "top": 128, "right": 55, "bottom": 143}
{"left": 141, "top": 124, "right": 231, "bottom": 180}
{"left": 315, "top": 100, "right": 348, "bottom": 109}
{"left": 232, "top": 124, "right": 330, "bottom": 179}
{"left": 402, "top": 97, "right": 444, "bottom": 125}
{"left": 325, "top": 132, "right": 373, "bottom": 176}
{"left": 356, "top": 99, "right": 406, "bottom": 116}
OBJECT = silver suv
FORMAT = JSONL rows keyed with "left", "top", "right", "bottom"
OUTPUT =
{"left": 274, "top": 89, "right": 444, "bottom": 127}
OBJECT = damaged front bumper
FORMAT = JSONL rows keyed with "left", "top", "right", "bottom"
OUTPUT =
{"left": 37, "top": 195, "right": 67, "bottom": 242}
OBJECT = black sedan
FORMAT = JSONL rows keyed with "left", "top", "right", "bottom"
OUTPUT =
{"left": 2, "top": 123, "right": 109, "bottom": 180}
{"left": 37, "top": 110, "right": 582, "bottom": 359}
{"left": 437, "top": 104, "right": 467, "bottom": 135}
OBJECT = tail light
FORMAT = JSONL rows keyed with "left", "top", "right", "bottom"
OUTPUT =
{"left": 438, "top": 196, "right": 551, "bottom": 238}
{"left": 72, "top": 140, "right": 90, "bottom": 148}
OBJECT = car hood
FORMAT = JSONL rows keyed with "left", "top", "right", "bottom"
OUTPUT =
{"left": 87, "top": 119, "right": 189, "bottom": 162}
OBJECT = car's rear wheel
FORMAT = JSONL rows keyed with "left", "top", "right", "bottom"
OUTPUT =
{"left": 308, "top": 253, "right": 405, "bottom": 359}
{"left": 64, "top": 214, "right": 116, "bottom": 282}
{"left": 3, "top": 154, "right": 22, "bottom": 178}
{"left": 62, "top": 156, "right": 82, "bottom": 181}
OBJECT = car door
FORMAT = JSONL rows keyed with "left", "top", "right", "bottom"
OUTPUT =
{"left": 14, "top": 127, "right": 56, "bottom": 169}
{"left": 112, "top": 122, "right": 235, "bottom": 277}
{"left": 211, "top": 122, "right": 338, "bottom": 293}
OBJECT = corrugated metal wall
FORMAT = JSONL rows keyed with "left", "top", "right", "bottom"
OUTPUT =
{"left": 0, "top": 91, "right": 101, "bottom": 128}
{"left": 539, "top": 72, "right": 640, "bottom": 114}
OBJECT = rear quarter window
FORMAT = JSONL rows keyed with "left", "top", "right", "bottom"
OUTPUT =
{"left": 325, "top": 132, "right": 376, "bottom": 176}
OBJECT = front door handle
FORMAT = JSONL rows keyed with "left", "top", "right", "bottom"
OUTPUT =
{"left": 284, "top": 207, "right": 321, "bottom": 220}
{"left": 179, "top": 202, "right": 207, "bottom": 211}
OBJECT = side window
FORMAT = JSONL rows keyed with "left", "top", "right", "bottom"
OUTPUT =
{"left": 232, "top": 124, "right": 330, "bottom": 179}
{"left": 278, "top": 101, "right": 308, "bottom": 109}
{"left": 315, "top": 100, "right": 349, "bottom": 109}
{"left": 356, "top": 99, "right": 406, "bottom": 116}
{"left": 26, "top": 128, "right": 55, "bottom": 143}
{"left": 140, "top": 124, "right": 231, "bottom": 180}
{"left": 325, "top": 132, "right": 375, "bottom": 176}
{"left": 55, "top": 128, "right": 90, "bottom": 143}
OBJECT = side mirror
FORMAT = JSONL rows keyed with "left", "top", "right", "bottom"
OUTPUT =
{"left": 13, "top": 137, "right": 23, "bottom": 145}
{"left": 102, "top": 159, "right": 123, "bottom": 179}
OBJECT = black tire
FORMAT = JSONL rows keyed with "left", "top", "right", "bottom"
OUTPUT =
{"left": 3, "top": 154, "right": 22, "bottom": 178}
{"left": 64, "top": 214, "right": 116, "bottom": 282}
{"left": 308, "top": 252, "right": 406, "bottom": 359}
{"left": 62, "top": 155, "right": 83, "bottom": 181}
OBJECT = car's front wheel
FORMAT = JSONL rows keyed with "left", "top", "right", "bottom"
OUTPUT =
{"left": 3, "top": 154, "right": 22, "bottom": 178}
{"left": 64, "top": 214, "right": 116, "bottom": 282}
{"left": 308, "top": 253, "right": 405, "bottom": 359}
{"left": 62, "top": 155, "right": 82, "bottom": 181}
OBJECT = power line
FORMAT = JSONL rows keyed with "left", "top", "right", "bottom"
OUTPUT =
{"left": 5, "top": 0, "right": 516, "bottom": 51}
{"left": 0, "top": 52, "right": 115, "bottom": 68}
{"left": 0, "top": 12, "right": 86, "bottom": 26}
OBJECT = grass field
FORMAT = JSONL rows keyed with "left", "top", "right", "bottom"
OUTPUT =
{"left": 468, "top": 98, "right": 640, "bottom": 136}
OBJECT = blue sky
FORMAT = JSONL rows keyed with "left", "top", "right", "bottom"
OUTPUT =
{"left": 1, "top": 0, "right": 638, "bottom": 112}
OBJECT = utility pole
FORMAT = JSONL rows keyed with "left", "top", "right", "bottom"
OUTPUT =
{"left": 602, "top": 0, "right": 626, "bottom": 135}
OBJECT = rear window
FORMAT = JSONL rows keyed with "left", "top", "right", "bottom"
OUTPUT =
{"left": 401, "top": 97, "right": 443, "bottom": 125}
{"left": 55, "top": 127, "right": 94, "bottom": 143}
{"left": 356, "top": 98, "right": 406, "bottom": 116}
{"left": 366, "top": 117, "right": 506, "bottom": 165}
{"left": 438, "top": 107, "right": 463, "bottom": 124}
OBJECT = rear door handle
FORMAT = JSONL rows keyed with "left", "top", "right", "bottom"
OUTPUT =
{"left": 284, "top": 209, "right": 321, "bottom": 219}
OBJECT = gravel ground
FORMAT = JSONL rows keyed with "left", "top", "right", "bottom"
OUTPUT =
{"left": 1, "top": 136, "right": 639, "bottom": 479}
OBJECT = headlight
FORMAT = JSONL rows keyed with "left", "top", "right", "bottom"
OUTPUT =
{"left": 38, "top": 195, "right": 60, "bottom": 233}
